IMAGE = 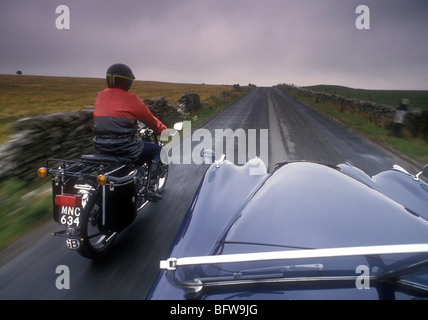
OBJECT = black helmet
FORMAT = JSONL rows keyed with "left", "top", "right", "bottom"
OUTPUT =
{"left": 106, "top": 63, "right": 135, "bottom": 91}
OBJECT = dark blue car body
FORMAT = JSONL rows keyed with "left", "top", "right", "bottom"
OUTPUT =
{"left": 148, "top": 158, "right": 428, "bottom": 300}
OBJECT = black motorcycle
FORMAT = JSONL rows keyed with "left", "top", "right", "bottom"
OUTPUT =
{"left": 37, "top": 122, "right": 181, "bottom": 259}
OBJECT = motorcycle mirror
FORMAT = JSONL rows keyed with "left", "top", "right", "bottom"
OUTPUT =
{"left": 173, "top": 122, "right": 183, "bottom": 131}
{"left": 162, "top": 122, "right": 183, "bottom": 139}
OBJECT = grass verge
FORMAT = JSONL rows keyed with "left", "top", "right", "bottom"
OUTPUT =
{"left": 0, "top": 179, "right": 52, "bottom": 253}
{"left": 284, "top": 89, "right": 428, "bottom": 165}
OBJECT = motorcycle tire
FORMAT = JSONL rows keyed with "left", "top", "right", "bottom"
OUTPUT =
{"left": 77, "top": 188, "right": 117, "bottom": 259}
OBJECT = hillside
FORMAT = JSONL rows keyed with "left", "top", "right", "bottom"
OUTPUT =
{"left": 304, "top": 84, "right": 428, "bottom": 111}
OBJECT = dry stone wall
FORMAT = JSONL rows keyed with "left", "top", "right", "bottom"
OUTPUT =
{"left": 0, "top": 107, "right": 95, "bottom": 181}
{"left": 0, "top": 94, "right": 196, "bottom": 181}
{"left": 278, "top": 84, "right": 428, "bottom": 140}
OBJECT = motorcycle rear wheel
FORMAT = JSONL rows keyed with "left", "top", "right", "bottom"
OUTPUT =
{"left": 77, "top": 190, "right": 117, "bottom": 259}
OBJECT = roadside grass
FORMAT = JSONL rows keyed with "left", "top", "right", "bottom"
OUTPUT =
{"left": 0, "top": 74, "right": 251, "bottom": 252}
{"left": 285, "top": 91, "right": 428, "bottom": 165}
{"left": 0, "top": 178, "right": 52, "bottom": 253}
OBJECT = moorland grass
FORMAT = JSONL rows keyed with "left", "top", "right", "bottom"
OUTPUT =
{"left": 0, "top": 74, "right": 235, "bottom": 142}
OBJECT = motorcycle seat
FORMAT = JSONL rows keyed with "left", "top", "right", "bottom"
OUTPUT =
{"left": 81, "top": 154, "right": 132, "bottom": 166}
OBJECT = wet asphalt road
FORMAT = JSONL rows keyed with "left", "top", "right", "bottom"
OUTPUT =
{"left": 0, "top": 87, "right": 418, "bottom": 299}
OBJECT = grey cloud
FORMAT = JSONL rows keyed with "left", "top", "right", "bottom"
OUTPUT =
{"left": 0, "top": 0, "right": 427, "bottom": 89}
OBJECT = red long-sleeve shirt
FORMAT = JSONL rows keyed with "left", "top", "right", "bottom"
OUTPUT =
{"left": 93, "top": 88, "right": 167, "bottom": 159}
{"left": 94, "top": 88, "right": 167, "bottom": 134}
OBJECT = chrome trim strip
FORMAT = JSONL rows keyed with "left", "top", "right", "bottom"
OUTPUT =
{"left": 160, "top": 243, "right": 428, "bottom": 271}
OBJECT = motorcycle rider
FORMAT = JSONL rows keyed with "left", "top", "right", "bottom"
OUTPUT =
{"left": 93, "top": 63, "right": 168, "bottom": 201}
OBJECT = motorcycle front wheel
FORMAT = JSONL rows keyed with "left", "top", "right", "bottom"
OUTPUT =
{"left": 157, "top": 163, "right": 168, "bottom": 194}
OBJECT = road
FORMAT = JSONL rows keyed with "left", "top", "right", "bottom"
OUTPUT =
{"left": 0, "top": 87, "right": 418, "bottom": 299}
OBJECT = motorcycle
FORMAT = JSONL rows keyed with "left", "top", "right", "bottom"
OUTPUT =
{"left": 37, "top": 122, "right": 182, "bottom": 259}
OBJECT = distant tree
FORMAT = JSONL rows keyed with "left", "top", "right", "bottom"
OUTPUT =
{"left": 16, "top": 70, "right": 22, "bottom": 75}
{"left": 232, "top": 84, "right": 242, "bottom": 92}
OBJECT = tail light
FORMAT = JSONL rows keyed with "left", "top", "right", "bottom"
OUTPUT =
{"left": 55, "top": 194, "right": 82, "bottom": 207}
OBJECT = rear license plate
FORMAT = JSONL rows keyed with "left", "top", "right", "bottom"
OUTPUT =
{"left": 55, "top": 194, "right": 82, "bottom": 227}
{"left": 59, "top": 206, "right": 81, "bottom": 227}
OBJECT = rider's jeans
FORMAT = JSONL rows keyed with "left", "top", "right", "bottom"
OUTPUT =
{"left": 139, "top": 142, "right": 161, "bottom": 161}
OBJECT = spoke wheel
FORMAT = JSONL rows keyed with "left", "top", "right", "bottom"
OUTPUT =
{"left": 76, "top": 185, "right": 117, "bottom": 259}
{"left": 157, "top": 163, "right": 168, "bottom": 194}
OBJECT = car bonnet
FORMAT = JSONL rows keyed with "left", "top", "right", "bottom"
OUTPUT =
{"left": 219, "top": 162, "right": 428, "bottom": 254}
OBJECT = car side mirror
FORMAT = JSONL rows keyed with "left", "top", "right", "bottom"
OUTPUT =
{"left": 200, "top": 149, "right": 216, "bottom": 164}
{"left": 415, "top": 164, "right": 428, "bottom": 183}
{"left": 199, "top": 149, "right": 226, "bottom": 166}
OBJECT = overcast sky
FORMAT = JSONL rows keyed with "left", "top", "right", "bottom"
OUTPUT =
{"left": 1, "top": 0, "right": 427, "bottom": 89}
